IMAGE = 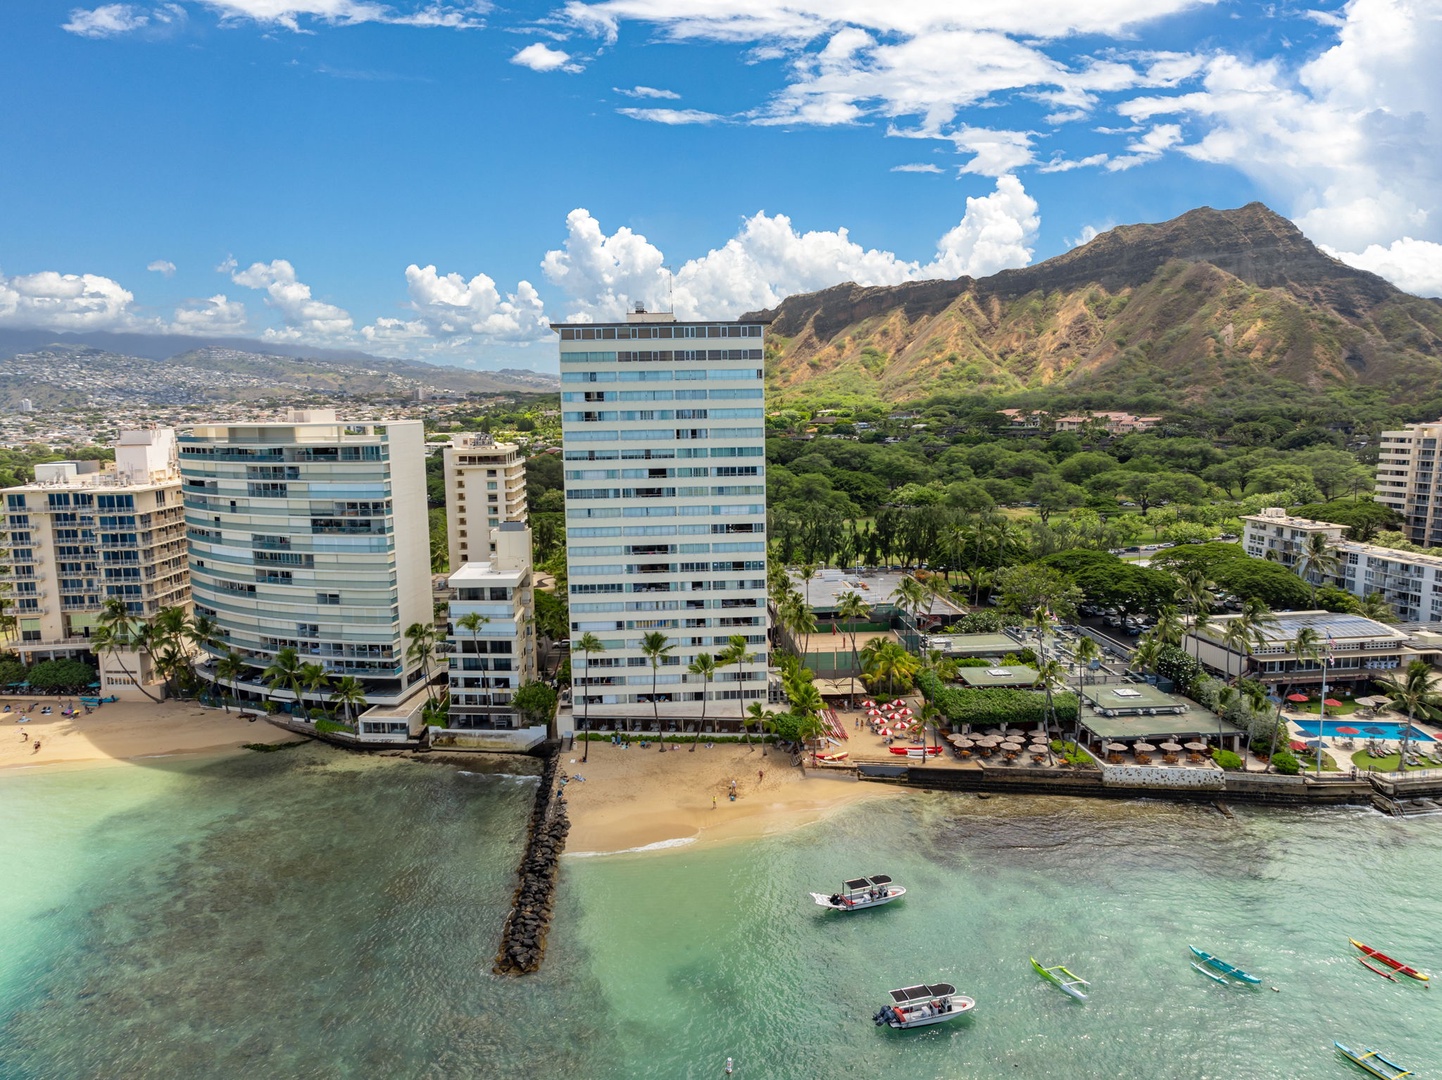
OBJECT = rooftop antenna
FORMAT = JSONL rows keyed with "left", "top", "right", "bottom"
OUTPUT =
{"left": 664, "top": 264, "right": 674, "bottom": 313}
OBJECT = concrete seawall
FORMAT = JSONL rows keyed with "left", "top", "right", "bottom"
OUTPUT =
{"left": 856, "top": 761, "right": 1379, "bottom": 806}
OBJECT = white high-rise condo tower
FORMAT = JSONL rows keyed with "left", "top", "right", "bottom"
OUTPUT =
{"left": 556, "top": 307, "right": 768, "bottom": 731}
{"left": 178, "top": 409, "right": 433, "bottom": 740}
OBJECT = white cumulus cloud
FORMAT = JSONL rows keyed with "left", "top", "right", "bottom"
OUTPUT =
{"left": 542, "top": 176, "right": 1040, "bottom": 320}
{"left": 512, "top": 42, "right": 579, "bottom": 72}
{"left": 0, "top": 269, "right": 141, "bottom": 331}
{"left": 892, "top": 163, "right": 943, "bottom": 173}
{"left": 394, "top": 264, "right": 549, "bottom": 341}
{"left": 170, "top": 294, "right": 249, "bottom": 334}
{"left": 65, "top": 1, "right": 484, "bottom": 35}
{"left": 231, "top": 259, "right": 354, "bottom": 340}
{"left": 1325, "top": 237, "right": 1442, "bottom": 298}
{"left": 147, "top": 259, "right": 177, "bottom": 277}
{"left": 1119, "top": 0, "right": 1442, "bottom": 259}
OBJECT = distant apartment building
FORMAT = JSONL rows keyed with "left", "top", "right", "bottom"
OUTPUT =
{"left": 1051, "top": 411, "right": 1162, "bottom": 434}
{"left": 557, "top": 308, "right": 769, "bottom": 727}
{"left": 1, "top": 428, "right": 188, "bottom": 698}
{"left": 1243, "top": 507, "right": 1442, "bottom": 623}
{"left": 1374, "top": 419, "right": 1442, "bottom": 546}
{"left": 998, "top": 408, "right": 1042, "bottom": 431}
{"left": 441, "top": 433, "right": 527, "bottom": 568}
{"left": 178, "top": 409, "right": 433, "bottom": 738}
{"left": 435, "top": 522, "right": 539, "bottom": 748}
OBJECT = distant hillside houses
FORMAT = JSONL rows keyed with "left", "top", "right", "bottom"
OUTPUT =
{"left": 998, "top": 408, "right": 1161, "bottom": 434}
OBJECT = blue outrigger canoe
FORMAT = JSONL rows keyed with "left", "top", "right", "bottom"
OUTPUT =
{"left": 1335, "top": 1041, "right": 1413, "bottom": 1079}
{"left": 1188, "top": 946, "right": 1261, "bottom": 985}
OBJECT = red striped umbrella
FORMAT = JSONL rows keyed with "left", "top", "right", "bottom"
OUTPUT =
{"left": 1323, "top": 698, "right": 1344, "bottom": 708}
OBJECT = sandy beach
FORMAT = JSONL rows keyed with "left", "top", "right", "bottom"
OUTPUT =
{"left": 559, "top": 738, "right": 900, "bottom": 855}
{"left": 0, "top": 697, "right": 295, "bottom": 772}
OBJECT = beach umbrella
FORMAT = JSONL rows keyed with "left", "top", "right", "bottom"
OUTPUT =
{"left": 1304, "top": 738, "right": 1326, "bottom": 749}
{"left": 1323, "top": 698, "right": 1344, "bottom": 708}
{"left": 1029, "top": 727, "right": 1048, "bottom": 738}
{"left": 878, "top": 727, "right": 891, "bottom": 737}
{"left": 1336, "top": 725, "right": 1361, "bottom": 735}
{"left": 1003, "top": 735, "right": 1025, "bottom": 744}
{"left": 892, "top": 698, "right": 905, "bottom": 707}
{"left": 1106, "top": 742, "right": 1129, "bottom": 752}
{"left": 1159, "top": 742, "right": 1183, "bottom": 752}
{"left": 1184, "top": 741, "right": 1208, "bottom": 751}
{"left": 1133, "top": 742, "right": 1157, "bottom": 753}
{"left": 1289, "top": 740, "right": 1308, "bottom": 752}
{"left": 862, "top": 699, "right": 875, "bottom": 708}
{"left": 951, "top": 737, "right": 974, "bottom": 748}
{"left": 1286, "top": 693, "right": 1309, "bottom": 703}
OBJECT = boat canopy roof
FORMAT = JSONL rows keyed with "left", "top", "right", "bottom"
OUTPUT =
{"left": 843, "top": 874, "right": 893, "bottom": 890}
{"left": 889, "top": 982, "right": 956, "bottom": 1004}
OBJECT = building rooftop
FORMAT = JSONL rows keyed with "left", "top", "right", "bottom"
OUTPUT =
{"left": 448, "top": 561, "right": 526, "bottom": 587}
{"left": 1080, "top": 705, "right": 1241, "bottom": 742}
{"left": 1202, "top": 610, "right": 1409, "bottom": 647}
{"left": 926, "top": 632, "right": 1018, "bottom": 656}
{"left": 785, "top": 568, "right": 967, "bottom": 618}
{"left": 956, "top": 665, "right": 1039, "bottom": 687}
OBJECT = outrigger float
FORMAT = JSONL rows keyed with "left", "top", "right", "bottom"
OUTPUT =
{"left": 873, "top": 982, "right": 975, "bottom": 1029}
{"left": 1031, "top": 958, "right": 1090, "bottom": 1001}
{"left": 1335, "top": 1041, "right": 1414, "bottom": 1079}
{"left": 1188, "top": 946, "right": 1262, "bottom": 985}
{"left": 811, "top": 874, "right": 906, "bottom": 911}
{"left": 1349, "top": 940, "right": 1429, "bottom": 982}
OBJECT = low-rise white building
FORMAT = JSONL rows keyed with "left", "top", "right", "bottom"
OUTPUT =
{"left": 1183, "top": 610, "right": 1412, "bottom": 691}
{"left": 1243, "top": 508, "right": 1442, "bottom": 623}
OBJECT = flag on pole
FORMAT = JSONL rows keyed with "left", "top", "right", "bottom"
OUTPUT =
{"left": 1326, "top": 635, "right": 1337, "bottom": 664}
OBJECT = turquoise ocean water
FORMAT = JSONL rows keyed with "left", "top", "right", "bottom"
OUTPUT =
{"left": 3, "top": 746, "right": 1441, "bottom": 1079}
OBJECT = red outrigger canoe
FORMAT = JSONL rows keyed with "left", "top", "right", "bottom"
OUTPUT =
{"left": 889, "top": 745, "right": 945, "bottom": 756}
{"left": 1350, "top": 939, "right": 1430, "bottom": 982}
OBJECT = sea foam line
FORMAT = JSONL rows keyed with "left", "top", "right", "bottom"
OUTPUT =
{"left": 566, "top": 837, "right": 697, "bottom": 858}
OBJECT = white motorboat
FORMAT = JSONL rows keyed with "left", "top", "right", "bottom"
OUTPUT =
{"left": 873, "top": 982, "right": 975, "bottom": 1028}
{"left": 810, "top": 874, "right": 906, "bottom": 911}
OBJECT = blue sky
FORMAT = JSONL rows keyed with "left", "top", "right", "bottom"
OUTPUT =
{"left": 1, "top": 0, "right": 1439, "bottom": 370}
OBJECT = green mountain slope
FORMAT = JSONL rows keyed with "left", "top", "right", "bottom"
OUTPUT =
{"left": 747, "top": 203, "right": 1442, "bottom": 408}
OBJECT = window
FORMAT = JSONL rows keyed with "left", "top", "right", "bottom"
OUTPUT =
{"left": 317, "top": 592, "right": 341, "bottom": 605}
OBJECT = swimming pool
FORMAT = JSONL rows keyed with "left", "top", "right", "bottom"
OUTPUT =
{"left": 1292, "top": 718, "right": 1434, "bottom": 743}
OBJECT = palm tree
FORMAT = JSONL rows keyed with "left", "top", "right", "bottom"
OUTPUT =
{"left": 262, "top": 646, "right": 304, "bottom": 714}
{"left": 330, "top": 675, "right": 367, "bottom": 729}
{"left": 890, "top": 576, "right": 927, "bottom": 632}
{"left": 95, "top": 599, "right": 161, "bottom": 702}
{"left": 746, "top": 701, "right": 777, "bottom": 756}
{"left": 1268, "top": 627, "right": 1321, "bottom": 770}
{"left": 298, "top": 662, "right": 331, "bottom": 719}
{"left": 797, "top": 562, "right": 818, "bottom": 655}
{"left": 861, "top": 639, "right": 920, "bottom": 696}
{"left": 1376, "top": 659, "right": 1442, "bottom": 771}
{"left": 1150, "top": 605, "right": 1185, "bottom": 648}
{"left": 185, "top": 611, "right": 222, "bottom": 702}
{"left": 1356, "top": 592, "right": 1396, "bottom": 623}
{"left": 835, "top": 589, "right": 871, "bottom": 704}
{"left": 1072, "top": 635, "right": 1101, "bottom": 722}
{"left": 1129, "top": 635, "right": 1162, "bottom": 676}
{"left": 717, "top": 634, "right": 755, "bottom": 746}
{"left": 640, "top": 630, "right": 675, "bottom": 735}
{"left": 1241, "top": 681, "right": 1270, "bottom": 769}
{"left": 785, "top": 677, "right": 824, "bottom": 756}
{"left": 687, "top": 651, "right": 716, "bottom": 751}
{"left": 780, "top": 594, "right": 817, "bottom": 667}
{"left": 574, "top": 631, "right": 604, "bottom": 762}
{"left": 1222, "top": 618, "right": 1251, "bottom": 685}
{"left": 1033, "top": 658, "right": 1069, "bottom": 757}
{"left": 150, "top": 605, "right": 190, "bottom": 697}
{"left": 1294, "top": 532, "right": 1340, "bottom": 605}
{"left": 405, "top": 621, "right": 440, "bottom": 707}
{"left": 1178, "top": 568, "right": 1213, "bottom": 661}
{"left": 214, "top": 650, "right": 247, "bottom": 713}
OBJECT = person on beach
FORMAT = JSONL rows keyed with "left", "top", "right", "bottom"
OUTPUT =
{"left": 757, "top": 769, "right": 763, "bottom": 783}
{"left": 712, "top": 795, "right": 717, "bottom": 809}
{"left": 32, "top": 740, "right": 41, "bottom": 754}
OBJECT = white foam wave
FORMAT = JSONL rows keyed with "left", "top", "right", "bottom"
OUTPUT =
{"left": 566, "top": 836, "right": 697, "bottom": 858}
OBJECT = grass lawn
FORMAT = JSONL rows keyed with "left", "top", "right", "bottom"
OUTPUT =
{"left": 1296, "top": 700, "right": 1361, "bottom": 716}
{"left": 1351, "top": 748, "right": 1440, "bottom": 773}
